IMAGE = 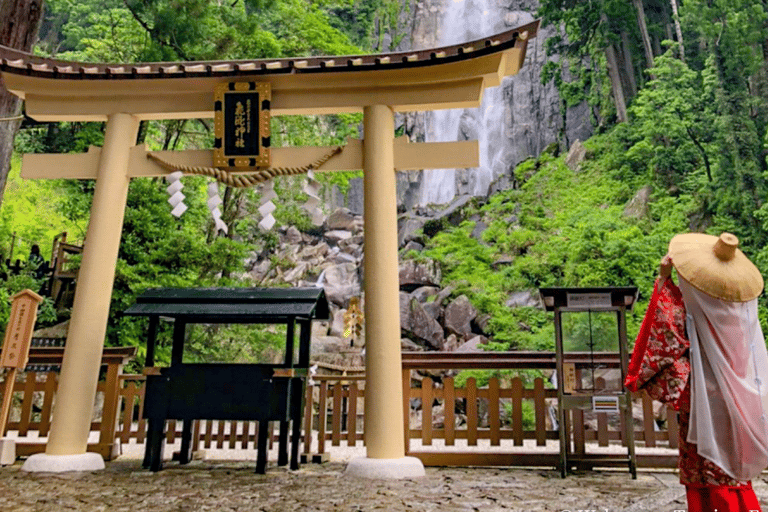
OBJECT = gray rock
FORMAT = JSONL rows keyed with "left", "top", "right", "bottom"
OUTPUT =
{"left": 399, "top": 291, "right": 413, "bottom": 332}
{"left": 329, "top": 308, "right": 346, "bottom": 338}
{"left": 473, "top": 313, "right": 492, "bottom": 335}
{"left": 444, "top": 295, "right": 478, "bottom": 339}
{"left": 325, "top": 230, "right": 353, "bottom": 244}
{"left": 422, "top": 302, "right": 442, "bottom": 322}
{"left": 250, "top": 259, "right": 272, "bottom": 281}
{"left": 338, "top": 235, "right": 364, "bottom": 252}
{"left": 410, "top": 285, "right": 440, "bottom": 303}
{"left": 431, "top": 195, "right": 473, "bottom": 226}
{"left": 402, "top": 240, "right": 424, "bottom": 253}
{"left": 329, "top": 251, "right": 357, "bottom": 264}
{"left": 506, "top": 290, "right": 542, "bottom": 309}
{"left": 312, "top": 320, "right": 329, "bottom": 338}
{"left": 299, "top": 242, "right": 329, "bottom": 260}
{"left": 322, "top": 262, "right": 361, "bottom": 306}
{"left": 456, "top": 335, "right": 489, "bottom": 352}
{"left": 623, "top": 185, "right": 653, "bottom": 219}
{"left": 470, "top": 221, "right": 488, "bottom": 241}
{"left": 401, "top": 337, "right": 424, "bottom": 351}
{"left": 285, "top": 226, "right": 303, "bottom": 244}
{"left": 398, "top": 217, "right": 426, "bottom": 247}
{"left": 565, "top": 139, "right": 587, "bottom": 172}
{"left": 441, "top": 333, "right": 459, "bottom": 352}
{"left": 33, "top": 320, "right": 69, "bottom": 339}
{"left": 310, "top": 335, "right": 347, "bottom": 356}
{"left": 283, "top": 261, "right": 309, "bottom": 284}
{"left": 399, "top": 259, "right": 441, "bottom": 291}
{"left": 434, "top": 285, "right": 455, "bottom": 306}
{"left": 408, "top": 298, "right": 444, "bottom": 349}
{"left": 346, "top": 177, "right": 364, "bottom": 214}
{"left": 491, "top": 255, "right": 514, "bottom": 269}
{"left": 327, "top": 208, "right": 357, "bottom": 231}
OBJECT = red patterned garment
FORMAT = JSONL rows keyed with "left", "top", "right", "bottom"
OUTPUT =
{"left": 677, "top": 382, "right": 753, "bottom": 487}
{"left": 625, "top": 277, "right": 690, "bottom": 409}
{"left": 629, "top": 279, "right": 762, "bottom": 510}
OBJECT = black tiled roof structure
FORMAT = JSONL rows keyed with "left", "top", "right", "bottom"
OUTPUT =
{"left": 0, "top": 21, "right": 538, "bottom": 81}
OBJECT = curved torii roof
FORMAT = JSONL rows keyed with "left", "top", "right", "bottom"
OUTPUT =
{"left": 0, "top": 20, "right": 538, "bottom": 121}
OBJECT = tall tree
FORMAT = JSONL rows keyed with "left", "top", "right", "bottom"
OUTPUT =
{"left": 669, "top": 0, "right": 684, "bottom": 62}
{"left": 539, "top": 0, "right": 637, "bottom": 123}
{"left": 0, "top": 0, "right": 45, "bottom": 208}
{"left": 632, "top": 0, "right": 655, "bottom": 69}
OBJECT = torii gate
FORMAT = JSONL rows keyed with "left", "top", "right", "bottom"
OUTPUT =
{"left": 0, "top": 20, "right": 538, "bottom": 476}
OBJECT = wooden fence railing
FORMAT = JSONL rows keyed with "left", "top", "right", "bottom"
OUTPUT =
{"left": 1, "top": 350, "right": 679, "bottom": 469}
{"left": 400, "top": 352, "right": 678, "bottom": 468}
{"left": 0, "top": 346, "right": 136, "bottom": 459}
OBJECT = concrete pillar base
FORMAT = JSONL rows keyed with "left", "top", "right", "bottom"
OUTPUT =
{"left": 0, "top": 438, "right": 15, "bottom": 466}
{"left": 21, "top": 453, "right": 105, "bottom": 473}
{"left": 344, "top": 456, "right": 425, "bottom": 479}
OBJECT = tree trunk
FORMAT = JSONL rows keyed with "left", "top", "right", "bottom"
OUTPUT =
{"left": 620, "top": 31, "right": 638, "bottom": 97}
{"left": 669, "top": 0, "right": 685, "bottom": 62}
{"left": 601, "top": 14, "right": 628, "bottom": 123}
{"left": 0, "top": 0, "right": 45, "bottom": 209}
{"left": 605, "top": 44, "right": 628, "bottom": 123}
{"left": 632, "top": 0, "right": 655, "bottom": 69}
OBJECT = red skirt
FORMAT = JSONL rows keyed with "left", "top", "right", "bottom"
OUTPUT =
{"left": 685, "top": 482, "right": 762, "bottom": 512}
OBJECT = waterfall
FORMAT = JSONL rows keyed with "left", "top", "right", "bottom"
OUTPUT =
{"left": 419, "top": 0, "right": 533, "bottom": 206}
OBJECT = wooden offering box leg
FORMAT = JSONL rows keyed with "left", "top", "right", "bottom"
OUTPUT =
{"left": 179, "top": 420, "right": 193, "bottom": 464}
{"left": 256, "top": 420, "right": 269, "bottom": 474}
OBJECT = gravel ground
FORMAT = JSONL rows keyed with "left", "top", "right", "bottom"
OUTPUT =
{"left": 1, "top": 455, "right": 767, "bottom": 512}
{"left": 2, "top": 437, "right": 767, "bottom": 512}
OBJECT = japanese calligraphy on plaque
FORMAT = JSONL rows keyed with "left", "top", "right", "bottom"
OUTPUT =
{"left": 214, "top": 82, "right": 271, "bottom": 169}
{"left": 0, "top": 290, "right": 43, "bottom": 370}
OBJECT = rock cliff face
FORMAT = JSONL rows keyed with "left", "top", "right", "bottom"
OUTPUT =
{"left": 245, "top": 207, "right": 540, "bottom": 370}
{"left": 393, "top": 0, "right": 592, "bottom": 209}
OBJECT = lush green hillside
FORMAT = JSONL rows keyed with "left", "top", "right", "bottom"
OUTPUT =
{"left": 417, "top": 121, "right": 768, "bottom": 351}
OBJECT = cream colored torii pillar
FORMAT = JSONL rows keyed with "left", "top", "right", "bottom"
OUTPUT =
{"left": 22, "top": 113, "right": 139, "bottom": 472}
{"left": 345, "top": 105, "right": 424, "bottom": 478}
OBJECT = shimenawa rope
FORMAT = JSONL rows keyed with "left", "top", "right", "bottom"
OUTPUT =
{"left": 147, "top": 146, "right": 343, "bottom": 188}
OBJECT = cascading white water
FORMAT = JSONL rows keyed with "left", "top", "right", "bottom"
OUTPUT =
{"left": 419, "top": 0, "right": 523, "bottom": 206}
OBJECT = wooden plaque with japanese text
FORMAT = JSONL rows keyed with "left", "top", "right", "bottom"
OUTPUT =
{"left": 0, "top": 290, "right": 43, "bottom": 370}
{"left": 213, "top": 82, "right": 271, "bottom": 169}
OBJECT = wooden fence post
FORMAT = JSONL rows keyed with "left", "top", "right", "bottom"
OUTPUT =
{"left": 98, "top": 360, "right": 122, "bottom": 459}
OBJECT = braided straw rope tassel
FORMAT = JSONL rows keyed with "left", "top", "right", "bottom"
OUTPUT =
{"left": 147, "top": 146, "right": 343, "bottom": 188}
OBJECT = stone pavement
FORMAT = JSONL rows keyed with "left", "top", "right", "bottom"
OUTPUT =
{"left": 0, "top": 459, "right": 766, "bottom": 512}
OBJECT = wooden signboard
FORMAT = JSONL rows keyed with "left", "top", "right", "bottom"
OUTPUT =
{"left": 0, "top": 289, "right": 43, "bottom": 439}
{"left": 0, "top": 290, "right": 43, "bottom": 370}
{"left": 213, "top": 81, "right": 271, "bottom": 169}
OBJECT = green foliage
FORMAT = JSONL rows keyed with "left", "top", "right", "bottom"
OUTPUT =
{"left": 502, "top": 400, "right": 536, "bottom": 431}
{"left": 0, "top": 156, "right": 86, "bottom": 262}
{"left": 184, "top": 323, "right": 287, "bottom": 364}
{"left": 0, "top": 274, "right": 58, "bottom": 330}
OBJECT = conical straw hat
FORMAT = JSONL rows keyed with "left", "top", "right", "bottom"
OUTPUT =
{"left": 668, "top": 232, "right": 763, "bottom": 302}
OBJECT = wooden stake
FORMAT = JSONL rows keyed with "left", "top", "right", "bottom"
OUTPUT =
{"left": 0, "top": 368, "right": 18, "bottom": 437}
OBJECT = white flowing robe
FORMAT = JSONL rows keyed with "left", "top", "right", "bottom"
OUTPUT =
{"left": 679, "top": 278, "right": 768, "bottom": 480}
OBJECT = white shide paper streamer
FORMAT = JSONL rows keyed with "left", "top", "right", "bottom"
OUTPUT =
{"left": 165, "top": 171, "right": 187, "bottom": 217}
{"left": 303, "top": 169, "right": 324, "bottom": 226}
{"left": 207, "top": 182, "right": 228, "bottom": 234}
{"left": 258, "top": 180, "right": 277, "bottom": 231}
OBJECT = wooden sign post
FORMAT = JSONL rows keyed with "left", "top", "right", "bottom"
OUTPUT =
{"left": 0, "top": 289, "right": 43, "bottom": 464}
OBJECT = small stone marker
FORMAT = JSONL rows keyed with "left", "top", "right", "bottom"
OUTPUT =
{"left": 0, "top": 289, "right": 44, "bottom": 465}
